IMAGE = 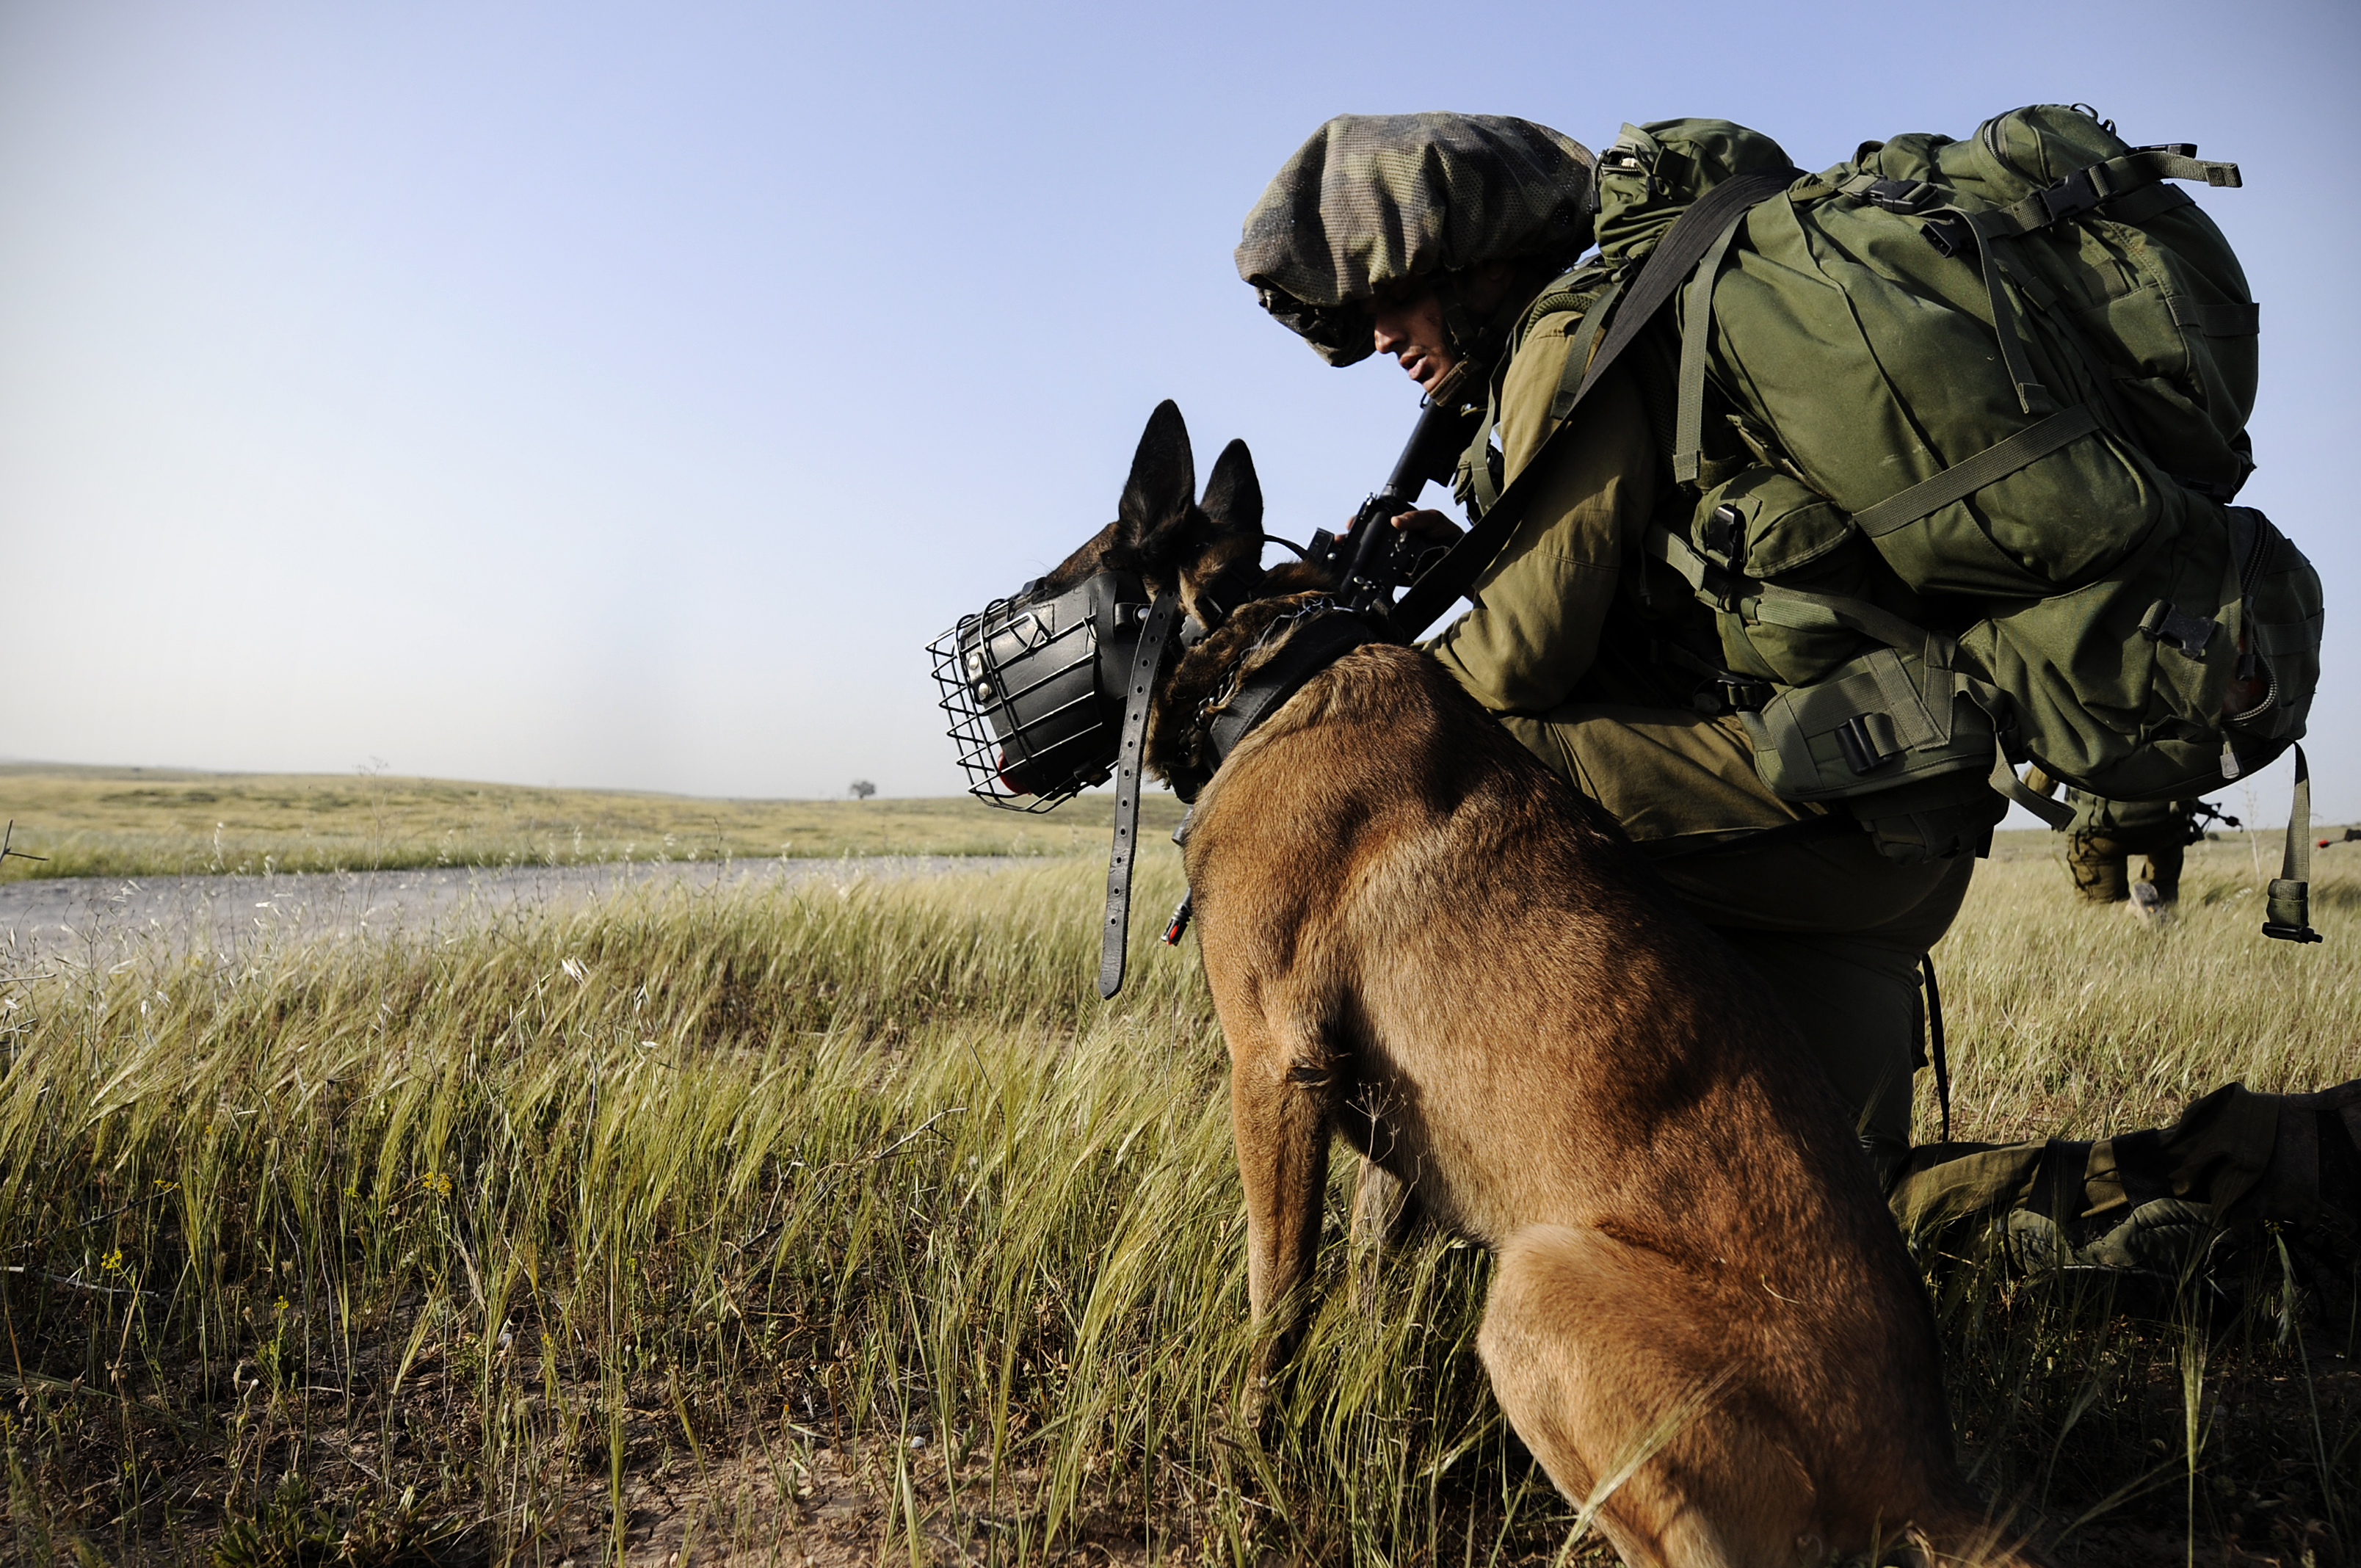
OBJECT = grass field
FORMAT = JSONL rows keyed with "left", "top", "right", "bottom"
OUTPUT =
{"left": 0, "top": 766, "right": 1188, "bottom": 880}
{"left": 0, "top": 818, "right": 2354, "bottom": 1565}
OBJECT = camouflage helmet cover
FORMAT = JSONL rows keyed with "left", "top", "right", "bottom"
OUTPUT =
{"left": 1236, "top": 112, "right": 1597, "bottom": 366}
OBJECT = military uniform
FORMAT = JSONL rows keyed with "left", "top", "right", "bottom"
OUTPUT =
{"left": 1423, "top": 307, "right": 1967, "bottom": 1174}
{"left": 2042, "top": 781, "right": 2199, "bottom": 903}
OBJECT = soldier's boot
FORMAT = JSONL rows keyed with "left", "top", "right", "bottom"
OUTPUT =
{"left": 2075, "top": 1197, "right": 2214, "bottom": 1274}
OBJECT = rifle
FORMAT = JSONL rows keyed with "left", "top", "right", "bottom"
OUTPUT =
{"left": 1305, "top": 396, "right": 1485, "bottom": 617}
{"left": 2186, "top": 799, "right": 2243, "bottom": 841}
{"left": 2317, "top": 827, "right": 2361, "bottom": 850}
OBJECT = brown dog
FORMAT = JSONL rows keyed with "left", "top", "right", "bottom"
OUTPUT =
{"left": 1032, "top": 403, "right": 2037, "bottom": 1567}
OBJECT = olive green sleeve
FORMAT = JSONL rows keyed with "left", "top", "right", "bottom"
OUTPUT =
{"left": 1425, "top": 311, "right": 1661, "bottom": 715}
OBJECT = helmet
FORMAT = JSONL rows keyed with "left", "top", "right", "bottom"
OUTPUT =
{"left": 1236, "top": 112, "right": 1596, "bottom": 366}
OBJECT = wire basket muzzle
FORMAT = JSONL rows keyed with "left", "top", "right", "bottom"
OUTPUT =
{"left": 927, "top": 571, "right": 1145, "bottom": 810}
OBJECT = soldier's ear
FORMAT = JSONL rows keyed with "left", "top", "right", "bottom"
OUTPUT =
{"left": 1200, "top": 440, "right": 1263, "bottom": 538}
{"left": 1116, "top": 401, "right": 1197, "bottom": 567}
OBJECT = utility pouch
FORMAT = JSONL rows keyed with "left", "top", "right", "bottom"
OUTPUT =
{"left": 1688, "top": 467, "right": 1879, "bottom": 687}
{"left": 1738, "top": 637, "right": 2009, "bottom": 863}
{"left": 1741, "top": 645, "right": 1996, "bottom": 796}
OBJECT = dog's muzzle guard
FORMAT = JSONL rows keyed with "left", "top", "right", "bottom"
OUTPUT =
{"left": 927, "top": 570, "right": 1164, "bottom": 811}
{"left": 929, "top": 573, "right": 1183, "bottom": 998}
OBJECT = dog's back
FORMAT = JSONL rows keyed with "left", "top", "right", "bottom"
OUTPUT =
{"left": 1189, "top": 642, "right": 2013, "bottom": 1564}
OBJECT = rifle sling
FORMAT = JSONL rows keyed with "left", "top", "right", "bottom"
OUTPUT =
{"left": 1390, "top": 167, "right": 1804, "bottom": 641}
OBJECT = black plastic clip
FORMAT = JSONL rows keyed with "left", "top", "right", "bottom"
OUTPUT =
{"left": 1921, "top": 217, "right": 1976, "bottom": 258}
{"left": 1866, "top": 178, "right": 1938, "bottom": 214}
{"left": 1700, "top": 502, "right": 1743, "bottom": 562}
{"left": 1693, "top": 674, "right": 1771, "bottom": 716}
{"left": 2138, "top": 600, "right": 2218, "bottom": 658}
{"left": 2035, "top": 166, "right": 2107, "bottom": 225}
{"left": 1835, "top": 714, "right": 1899, "bottom": 775}
{"left": 1161, "top": 892, "right": 1194, "bottom": 945}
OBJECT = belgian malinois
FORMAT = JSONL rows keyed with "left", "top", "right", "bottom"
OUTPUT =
{"left": 1031, "top": 402, "right": 2036, "bottom": 1567}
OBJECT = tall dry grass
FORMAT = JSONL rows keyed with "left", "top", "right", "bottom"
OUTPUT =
{"left": 0, "top": 837, "right": 2353, "bottom": 1565}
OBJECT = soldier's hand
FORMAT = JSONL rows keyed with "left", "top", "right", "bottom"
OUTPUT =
{"left": 1390, "top": 508, "right": 1462, "bottom": 548}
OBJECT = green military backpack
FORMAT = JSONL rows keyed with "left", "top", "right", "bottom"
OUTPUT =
{"left": 1553, "top": 106, "right": 2321, "bottom": 927}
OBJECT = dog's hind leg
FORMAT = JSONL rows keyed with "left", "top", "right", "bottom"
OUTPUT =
{"left": 1478, "top": 1225, "right": 1813, "bottom": 1568}
{"left": 1222, "top": 1006, "right": 1337, "bottom": 1394}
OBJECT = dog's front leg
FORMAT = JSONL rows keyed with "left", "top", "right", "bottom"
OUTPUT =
{"left": 1228, "top": 1020, "right": 1334, "bottom": 1398}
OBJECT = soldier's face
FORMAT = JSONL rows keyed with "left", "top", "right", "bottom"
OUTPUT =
{"left": 1366, "top": 261, "right": 1535, "bottom": 393}
{"left": 1368, "top": 283, "right": 1454, "bottom": 394}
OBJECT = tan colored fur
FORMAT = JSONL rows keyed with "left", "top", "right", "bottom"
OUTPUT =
{"left": 1034, "top": 405, "right": 2041, "bottom": 1567}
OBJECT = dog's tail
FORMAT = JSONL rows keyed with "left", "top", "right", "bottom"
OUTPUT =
{"left": 1898, "top": 1498, "right": 2052, "bottom": 1568}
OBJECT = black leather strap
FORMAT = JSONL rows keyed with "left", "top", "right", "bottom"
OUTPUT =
{"left": 1205, "top": 612, "right": 1379, "bottom": 763}
{"left": 1099, "top": 592, "right": 1181, "bottom": 999}
{"left": 1390, "top": 167, "right": 1804, "bottom": 640}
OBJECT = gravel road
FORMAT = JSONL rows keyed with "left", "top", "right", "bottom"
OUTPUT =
{"left": 0, "top": 856, "right": 1024, "bottom": 966}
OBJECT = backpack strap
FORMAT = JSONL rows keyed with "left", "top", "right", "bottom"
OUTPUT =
{"left": 1672, "top": 215, "right": 1751, "bottom": 484}
{"left": 1985, "top": 145, "right": 2241, "bottom": 239}
{"left": 1462, "top": 274, "right": 1625, "bottom": 514}
{"left": 2263, "top": 744, "right": 2321, "bottom": 944}
{"left": 1850, "top": 404, "right": 2100, "bottom": 538}
{"left": 1548, "top": 273, "right": 1623, "bottom": 421}
{"left": 1391, "top": 167, "right": 1804, "bottom": 640}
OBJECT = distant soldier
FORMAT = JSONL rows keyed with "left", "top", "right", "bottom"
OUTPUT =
{"left": 2023, "top": 767, "right": 2233, "bottom": 907}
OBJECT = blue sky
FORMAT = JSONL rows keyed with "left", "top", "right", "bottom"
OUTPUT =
{"left": 2, "top": 0, "right": 2352, "bottom": 825}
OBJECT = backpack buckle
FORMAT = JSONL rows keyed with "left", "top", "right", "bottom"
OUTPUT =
{"left": 1701, "top": 502, "right": 1744, "bottom": 562}
{"left": 1921, "top": 216, "right": 1976, "bottom": 258}
{"left": 1835, "top": 714, "right": 1901, "bottom": 774}
{"left": 2138, "top": 600, "right": 2219, "bottom": 658}
{"left": 2036, "top": 166, "right": 2108, "bottom": 225}
{"left": 1865, "top": 178, "right": 1937, "bottom": 214}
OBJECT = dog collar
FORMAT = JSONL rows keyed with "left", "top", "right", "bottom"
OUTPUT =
{"left": 1167, "top": 600, "right": 1383, "bottom": 802}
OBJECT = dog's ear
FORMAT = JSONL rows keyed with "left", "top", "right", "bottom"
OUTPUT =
{"left": 1117, "top": 401, "right": 1197, "bottom": 567}
{"left": 1200, "top": 440, "right": 1263, "bottom": 540}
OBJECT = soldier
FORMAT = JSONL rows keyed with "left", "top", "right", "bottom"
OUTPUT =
{"left": 2023, "top": 766, "right": 2222, "bottom": 907}
{"left": 1235, "top": 112, "right": 2355, "bottom": 1282}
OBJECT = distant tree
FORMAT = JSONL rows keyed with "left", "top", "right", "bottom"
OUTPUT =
{"left": 849, "top": 780, "right": 877, "bottom": 801}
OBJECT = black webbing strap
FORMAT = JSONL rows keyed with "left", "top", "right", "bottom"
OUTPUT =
{"left": 1923, "top": 953, "right": 1949, "bottom": 1144}
{"left": 2263, "top": 742, "right": 2321, "bottom": 944}
{"left": 1206, "top": 612, "right": 1380, "bottom": 762}
{"left": 1390, "top": 167, "right": 1804, "bottom": 640}
{"left": 1849, "top": 404, "right": 2099, "bottom": 538}
{"left": 1098, "top": 591, "right": 1181, "bottom": 999}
